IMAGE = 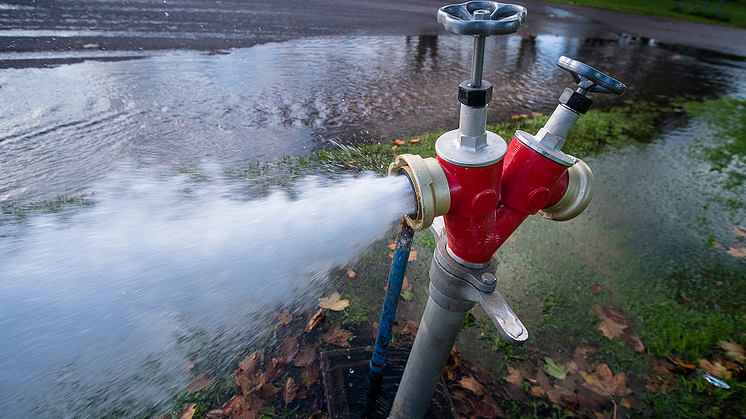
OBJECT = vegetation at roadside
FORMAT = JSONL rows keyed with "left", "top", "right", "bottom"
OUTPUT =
{"left": 540, "top": 0, "right": 746, "bottom": 29}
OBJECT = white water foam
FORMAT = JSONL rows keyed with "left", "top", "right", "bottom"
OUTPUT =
{"left": 0, "top": 165, "right": 415, "bottom": 418}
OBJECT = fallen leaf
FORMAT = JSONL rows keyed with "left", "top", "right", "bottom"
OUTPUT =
{"left": 294, "top": 347, "right": 316, "bottom": 367}
{"left": 595, "top": 305, "right": 628, "bottom": 340}
{"left": 505, "top": 366, "right": 523, "bottom": 386}
{"left": 713, "top": 241, "right": 723, "bottom": 249}
{"left": 402, "top": 276, "right": 413, "bottom": 292}
{"left": 573, "top": 347, "right": 596, "bottom": 373}
{"left": 700, "top": 358, "right": 733, "bottom": 379}
{"left": 265, "top": 358, "right": 286, "bottom": 381}
{"left": 511, "top": 114, "right": 521, "bottom": 119}
{"left": 401, "top": 320, "right": 419, "bottom": 336}
{"left": 205, "top": 409, "right": 224, "bottom": 419}
{"left": 186, "top": 362, "right": 194, "bottom": 372}
{"left": 590, "top": 284, "right": 601, "bottom": 294}
{"left": 456, "top": 376, "right": 485, "bottom": 395}
{"left": 620, "top": 332, "right": 646, "bottom": 352}
{"left": 727, "top": 246, "right": 746, "bottom": 258}
{"left": 393, "top": 139, "right": 405, "bottom": 145}
{"left": 674, "top": 296, "right": 694, "bottom": 307}
{"left": 644, "top": 373, "right": 676, "bottom": 393}
{"left": 532, "top": 112, "right": 543, "bottom": 117}
{"left": 409, "top": 138, "right": 421, "bottom": 144}
{"left": 304, "top": 309, "right": 325, "bottom": 333}
{"left": 719, "top": 340, "right": 746, "bottom": 363}
{"left": 520, "top": 113, "right": 529, "bottom": 118}
{"left": 186, "top": 373, "right": 213, "bottom": 393}
{"left": 621, "top": 396, "right": 645, "bottom": 410}
{"left": 580, "top": 363, "right": 631, "bottom": 397}
{"left": 238, "top": 350, "right": 264, "bottom": 374}
{"left": 277, "top": 337, "right": 299, "bottom": 363}
{"left": 318, "top": 292, "right": 350, "bottom": 311}
{"left": 531, "top": 386, "right": 546, "bottom": 397}
{"left": 284, "top": 377, "right": 298, "bottom": 407}
{"left": 388, "top": 252, "right": 394, "bottom": 258}
{"left": 387, "top": 243, "right": 396, "bottom": 250}
{"left": 543, "top": 357, "right": 568, "bottom": 379}
{"left": 650, "top": 358, "right": 673, "bottom": 375}
{"left": 323, "top": 323, "right": 352, "bottom": 348}
{"left": 465, "top": 361, "right": 497, "bottom": 385}
{"left": 346, "top": 268, "right": 356, "bottom": 278}
{"left": 447, "top": 347, "right": 460, "bottom": 367}
{"left": 730, "top": 225, "right": 746, "bottom": 239}
{"left": 408, "top": 250, "right": 417, "bottom": 261}
{"left": 667, "top": 356, "right": 696, "bottom": 370}
{"left": 301, "top": 364, "right": 320, "bottom": 387}
{"left": 400, "top": 290, "right": 413, "bottom": 301}
{"left": 714, "top": 354, "right": 742, "bottom": 372}
{"left": 177, "top": 403, "right": 197, "bottom": 419}
{"left": 275, "top": 309, "right": 292, "bottom": 327}
{"left": 442, "top": 366, "right": 454, "bottom": 382}
{"left": 506, "top": 236, "right": 516, "bottom": 244}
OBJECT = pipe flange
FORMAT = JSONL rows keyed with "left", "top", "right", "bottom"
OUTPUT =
{"left": 539, "top": 157, "right": 595, "bottom": 221}
{"left": 388, "top": 154, "right": 451, "bottom": 231}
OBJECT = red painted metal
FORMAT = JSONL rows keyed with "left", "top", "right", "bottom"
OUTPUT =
{"left": 437, "top": 138, "right": 570, "bottom": 265}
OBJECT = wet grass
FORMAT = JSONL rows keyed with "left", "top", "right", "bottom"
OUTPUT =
{"left": 541, "top": 0, "right": 746, "bottom": 29}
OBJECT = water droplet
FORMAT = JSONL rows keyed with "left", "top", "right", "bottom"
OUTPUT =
{"left": 349, "top": 383, "right": 353, "bottom": 387}
{"left": 349, "top": 368, "right": 354, "bottom": 374}
{"left": 347, "top": 355, "right": 351, "bottom": 359}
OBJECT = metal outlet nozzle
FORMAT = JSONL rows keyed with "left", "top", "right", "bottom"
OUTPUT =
{"left": 539, "top": 158, "right": 595, "bottom": 221}
{"left": 388, "top": 154, "right": 451, "bottom": 231}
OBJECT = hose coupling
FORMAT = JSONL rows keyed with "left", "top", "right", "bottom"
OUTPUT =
{"left": 388, "top": 154, "right": 451, "bottom": 231}
{"left": 539, "top": 158, "right": 595, "bottom": 221}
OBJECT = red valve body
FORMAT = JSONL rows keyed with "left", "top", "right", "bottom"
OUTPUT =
{"left": 438, "top": 138, "right": 570, "bottom": 265}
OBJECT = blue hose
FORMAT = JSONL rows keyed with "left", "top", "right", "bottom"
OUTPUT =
{"left": 370, "top": 217, "right": 415, "bottom": 374}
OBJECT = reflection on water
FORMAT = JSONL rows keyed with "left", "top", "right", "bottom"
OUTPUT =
{"left": 2, "top": 34, "right": 744, "bottom": 204}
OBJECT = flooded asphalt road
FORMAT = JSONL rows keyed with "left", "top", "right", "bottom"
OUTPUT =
{"left": 3, "top": 0, "right": 745, "bottom": 204}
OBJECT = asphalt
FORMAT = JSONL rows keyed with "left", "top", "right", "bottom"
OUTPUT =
{"left": 2, "top": 0, "right": 745, "bottom": 59}
{"left": 522, "top": 0, "right": 746, "bottom": 59}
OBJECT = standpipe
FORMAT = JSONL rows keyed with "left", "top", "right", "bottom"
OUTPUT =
{"left": 381, "top": 2, "right": 627, "bottom": 419}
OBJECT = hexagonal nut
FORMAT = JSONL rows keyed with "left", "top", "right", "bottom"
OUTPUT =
{"left": 558, "top": 87, "right": 593, "bottom": 114}
{"left": 458, "top": 81, "right": 493, "bottom": 107}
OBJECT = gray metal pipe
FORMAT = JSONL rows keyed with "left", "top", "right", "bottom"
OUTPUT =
{"left": 388, "top": 296, "right": 469, "bottom": 419}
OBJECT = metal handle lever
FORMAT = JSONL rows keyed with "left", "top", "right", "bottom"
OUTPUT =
{"left": 437, "top": 1, "right": 527, "bottom": 36}
{"left": 557, "top": 56, "right": 626, "bottom": 96}
{"left": 474, "top": 287, "right": 528, "bottom": 344}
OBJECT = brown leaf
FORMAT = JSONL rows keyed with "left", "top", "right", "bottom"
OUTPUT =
{"left": 456, "top": 376, "right": 485, "bottom": 395}
{"left": 258, "top": 381, "right": 281, "bottom": 399}
{"left": 239, "top": 350, "right": 264, "bottom": 374}
{"left": 346, "top": 268, "right": 356, "bottom": 278}
{"left": 276, "top": 337, "right": 300, "bottom": 363}
{"left": 699, "top": 358, "right": 732, "bottom": 379}
{"left": 186, "top": 373, "right": 213, "bottom": 393}
{"left": 409, "top": 138, "right": 421, "bottom": 144}
{"left": 402, "top": 276, "right": 413, "bottom": 292}
{"left": 393, "top": 139, "right": 405, "bottom": 145}
{"left": 205, "top": 409, "right": 224, "bottom": 419}
{"left": 323, "top": 323, "right": 352, "bottom": 348}
{"left": 727, "top": 246, "right": 746, "bottom": 258}
{"left": 177, "top": 403, "right": 197, "bottom": 419}
{"left": 304, "top": 309, "right": 325, "bottom": 333}
{"left": 447, "top": 347, "right": 460, "bottom": 367}
{"left": 265, "top": 358, "right": 286, "bottom": 381}
{"left": 546, "top": 385, "right": 573, "bottom": 405}
{"left": 730, "top": 225, "right": 746, "bottom": 239}
{"left": 590, "top": 284, "right": 601, "bottom": 294}
{"left": 294, "top": 347, "right": 317, "bottom": 368}
{"left": 644, "top": 373, "right": 676, "bottom": 393}
{"left": 401, "top": 320, "right": 419, "bottom": 336}
{"left": 302, "top": 364, "right": 320, "bottom": 387}
{"left": 595, "top": 305, "right": 628, "bottom": 340}
{"left": 621, "top": 396, "right": 645, "bottom": 410}
{"left": 284, "top": 377, "right": 298, "bottom": 407}
{"left": 442, "top": 366, "right": 454, "bottom": 382}
{"left": 619, "top": 332, "right": 646, "bottom": 352}
{"left": 674, "top": 296, "right": 694, "bottom": 307}
{"left": 387, "top": 243, "right": 396, "bottom": 250}
{"left": 573, "top": 346, "right": 596, "bottom": 373}
{"left": 713, "top": 241, "right": 724, "bottom": 249}
{"left": 504, "top": 366, "right": 523, "bottom": 386}
{"left": 275, "top": 309, "right": 292, "bottom": 327}
{"left": 580, "top": 363, "right": 631, "bottom": 397}
{"left": 530, "top": 386, "right": 546, "bottom": 397}
{"left": 719, "top": 340, "right": 746, "bottom": 363}
{"left": 467, "top": 361, "right": 497, "bottom": 385}
{"left": 318, "top": 292, "right": 350, "bottom": 311}
{"left": 408, "top": 250, "right": 417, "bottom": 261}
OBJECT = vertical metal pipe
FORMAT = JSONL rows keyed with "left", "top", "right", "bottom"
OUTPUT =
{"left": 388, "top": 296, "right": 469, "bottom": 419}
{"left": 370, "top": 218, "right": 415, "bottom": 373}
{"left": 471, "top": 36, "right": 485, "bottom": 87}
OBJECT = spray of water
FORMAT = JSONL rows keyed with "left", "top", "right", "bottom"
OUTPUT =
{"left": 0, "top": 164, "right": 415, "bottom": 418}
